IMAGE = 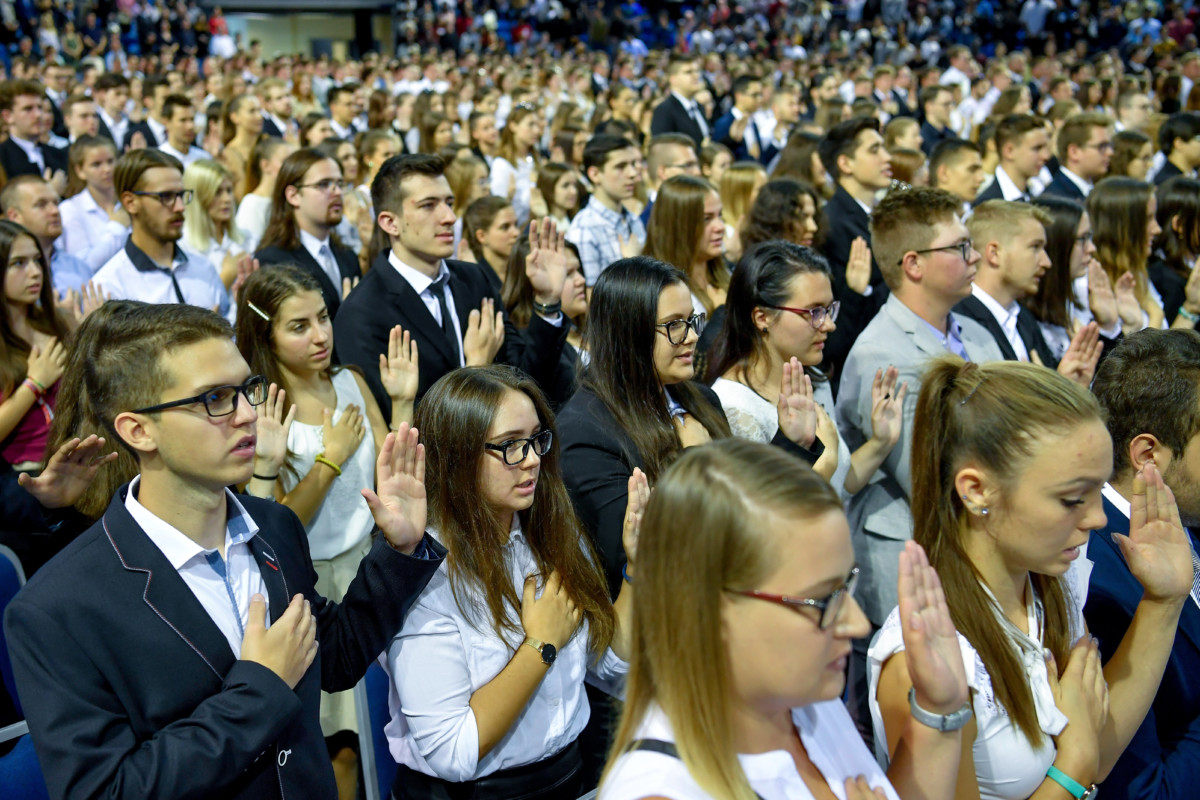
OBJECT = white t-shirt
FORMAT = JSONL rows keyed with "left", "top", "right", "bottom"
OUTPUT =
{"left": 601, "top": 701, "right": 900, "bottom": 800}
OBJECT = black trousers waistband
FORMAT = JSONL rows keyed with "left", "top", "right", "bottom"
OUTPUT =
{"left": 391, "top": 739, "right": 584, "bottom": 800}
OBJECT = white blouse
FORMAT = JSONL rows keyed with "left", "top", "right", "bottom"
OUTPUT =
{"left": 490, "top": 155, "right": 535, "bottom": 228}
{"left": 867, "top": 552, "right": 1092, "bottom": 800}
{"left": 58, "top": 188, "right": 129, "bottom": 272}
{"left": 601, "top": 701, "right": 900, "bottom": 800}
{"left": 234, "top": 194, "right": 271, "bottom": 249}
{"left": 384, "top": 520, "right": 628, "bottom": 782}
{"left": 712, "top": 376, "right": 853, "bottom": 502}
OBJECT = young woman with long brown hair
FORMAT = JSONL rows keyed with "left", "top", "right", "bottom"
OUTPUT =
{"left": 217, "top": 93, "right": 265, "bottom": 202}
{"left": 462, "top": 195, "right": 520, "bottom": 293}
{"left": 490, "top": 104, "right": 541, "bottom": 228}
{"left": 1088, "top": 177, "right": 1168, "bottom": 330}
{"left": 871, "top": 357, "right": 1193, "bottom": 800}
{"left": 384, "top": 364, "right": 637, "bottom": 800}
{"left": 59, "top": 135, "right": 130, "bottom": 273}
{"left": 643, "top": 175, "right": 729, "bottom": 315}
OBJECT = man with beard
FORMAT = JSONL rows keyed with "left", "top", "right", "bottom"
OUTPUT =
{"left": 92, "top": 149, "right": 230, "bottom": 318}
{"left": 1087, "top": 328, "right": 1200, "bottom": 800}
{"left": 255, "top": 148, "right": 360, "bottom": 318}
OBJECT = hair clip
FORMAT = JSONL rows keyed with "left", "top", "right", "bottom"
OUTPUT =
{"left": 246, "top": 300, "right": 270, "bottom": 322}
{"left": 959, "top": 378, "right": 984, "bottom": 405}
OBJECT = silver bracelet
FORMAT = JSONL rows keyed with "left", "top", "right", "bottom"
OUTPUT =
{"left": 908, "top": 687, "right": 972, "bottom": 732}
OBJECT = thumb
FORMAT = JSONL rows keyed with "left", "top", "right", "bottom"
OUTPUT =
{"left": 361, "top": 487, "right": 382, "bottom": 514}
{"left": 523, "top": 575, "right": 536, "bottom": 607}
{"left": 1112, "top": 531, "right": 1135, "bottom": 561}
{"left": 246, "top": 594, "right": 267, "bottom": 632}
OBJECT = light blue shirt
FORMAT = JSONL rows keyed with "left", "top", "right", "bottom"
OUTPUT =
{"left": 49, "top": 248, "right": 94, "bottom": 295}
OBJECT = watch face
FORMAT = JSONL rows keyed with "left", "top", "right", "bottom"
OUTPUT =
{"left": 541, "top": 643, "right": 557, "bottom": 665}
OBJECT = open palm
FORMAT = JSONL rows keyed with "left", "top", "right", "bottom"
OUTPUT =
{"left": 1120, "top": 462, "right": 1194, "bottom": 602}
{"left": 362, "top": 424, "right": 427, "bottom": 553}
{"left": 898, "top": 541, "right": 969, "bottom": 712}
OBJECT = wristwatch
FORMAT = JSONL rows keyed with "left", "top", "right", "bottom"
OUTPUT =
{"left": 908, "top": 687, "right": 973, "bottom": 732}
{"left": 523, "top": 636, "right": 557, "bottom": 666}
{"left": 1046, "top": 766, "right": 1097, "bottom": 799}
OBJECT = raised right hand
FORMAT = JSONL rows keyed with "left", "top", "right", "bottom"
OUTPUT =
{"left": 1047, "top": 637, "right": 1108, "bottom": 786}
{"left": 321, "top": 404, "right": 365, "bottom": 465}
{"left": 521, "top": 570, "right": 582, "bottom": 650}
{"left": 26, "top": 338, "right": 67, "bottom": 388}
{"left": 240, "top": 593, "right": 317, "bottom": 690}
{"left": 616, "top": 231, "right": 643, "bottom": 259}
{"left": 1114, "top": 271, "right": 1144, "bottom": 329}
{"left": 463, "top": 298, "right": 505, "bottom": 366}
{"left": 845, "top": 236, "right": 873, "bottom": 295}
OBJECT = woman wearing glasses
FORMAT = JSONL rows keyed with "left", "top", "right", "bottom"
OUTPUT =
{"left": 706, "top": 241, "right": 905, "bottom": 499}
{"left": 871, "top": 358, "right": 1192, "bottom": 800}
{"left": 384, "top": 364, "right": 636, "bottom": 800}
{"left": 235, "top": 264, "right": 419, "bottom": 795}
{"left": 600, "top": 438, "right": 968, "bottom": 800}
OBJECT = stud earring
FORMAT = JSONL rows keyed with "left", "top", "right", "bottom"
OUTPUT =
{"left": 981, "top": 507, "right": 989, "bottom": 516}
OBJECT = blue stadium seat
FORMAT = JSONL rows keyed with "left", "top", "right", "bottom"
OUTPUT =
{"left": 0, "top": 544, "right": 26, "bottom": 718}
{"left": 0, "top": 721, "right": 49, "bottom": 800}
{"left": 355, "top": 660, "right": 397, "bottom": 800}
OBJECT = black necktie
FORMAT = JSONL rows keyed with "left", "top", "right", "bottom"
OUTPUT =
{"left": 429, "top": 274, "right": 461, "bottom": 365}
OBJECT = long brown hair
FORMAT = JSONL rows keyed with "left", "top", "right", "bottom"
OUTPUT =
{"left": 1088, "top": 176, "right": 1154, "bottom": 304}
{"left": 581, "top": 257, "right": 731, "bottom": 483}
{"left": 0, "top": 222, "right": 71, "bottom": 395}
{"left": 644, "top": 175, "right": 729, "bottom": 314}
{"left": 911, "top": 357, "right": 1100, "bottom": 744}
{"left": 235, "top": 264, "right": 332, "bottom": 399}
{"left": 417, "top": 365, "right": 615, "bottom": 655}
{"left": 497, "top": 104, "right": 541, "bottom": 166}
{"left": 65, "top": 135, "right": 116, "bottom": 199}
{"left": 244, "top": 136, "right": 289, "bottom": 196}
{"left": 258, "top": 149, "right": 341, "bottom": 252}
{"left": 603, "top": 439, "right": 842, "bottom": 800}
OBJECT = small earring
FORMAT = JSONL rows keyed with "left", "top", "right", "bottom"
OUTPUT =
{"left": 981, "top": 507, "right": 989, "bottom": 516}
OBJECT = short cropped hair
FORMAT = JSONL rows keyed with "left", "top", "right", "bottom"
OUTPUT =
{"left": 583, "top": 134, "right": 637, "bottom": 175}
{"left": 647, "top": 133, "right": 697, "bottom": 177}
{"left": 994, "top": 114, "right": 1044, "bottom": 153}
{"left": 929, "top": 139, "right": 980, "bottom": 187}
{"left": 0, "top": 174, "right": 45, "bottom": 213}
{"left": 1057, "top": 112, "right": 1113, "bottom": 163}
{"left": 0, "top": 79, "right": 44, "bottom": 112}
{"left": 870, "top": 186, "right": 964, "bottom": 290}
{"left": 161, "top": 93, "right": 193, "bottom": 122}
{"left": 371, "top": 153, "right": 445, "bottom": 217}
{"left": 1158, "top": 111, "right": 1200, "bottom": 155}
{"left": 818, "top": 116, "right": 880, "bottom": 179}
{"left": 115, "top": 148, "right": 183, "bottom": 198}
{"left": 94, "top": 72, "right": 130, "bottom": 93}
{"left": 967, "top": 200, "right": 1052, "bottom": 250}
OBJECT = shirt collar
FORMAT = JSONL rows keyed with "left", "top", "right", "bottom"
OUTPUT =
{"left": 9, "top": 134, "right": 40, "bottom": 160}
{"left": 585, "top": 194, "right": 634, "bottom": 227}
{"left": 146, "top": 116, "right": 167, "bottom": 143}
{"left": 971, "top": 283, "right": 1020, "bottom": 326}
{"left": 298, "top": 227, "right": 331, "bottom": 262}
{"left": 664, "top": 388, "right": 687, "bottom": 419}
{"left": 995, "top": 165, "right": 1029, "bottom": 200}
{"left": 671, "top": 90, "right": 697, "bottom": 111}
{"left": 387, "top": 248, "right": 448, "bottom": 295}
{"left": 125, "top": 236, "right": 188, "bottom": 272}
{"left": 1059, "top": 166, "right": 1093, "bottom": 196}
{"left": 920, "top": 312, "right": 967, "bottom": 354}
{"left": 125, "top": 475, "right": 259, "bottom": 570}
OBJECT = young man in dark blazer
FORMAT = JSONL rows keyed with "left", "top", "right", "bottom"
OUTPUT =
{"left": 333, "top": 153, "right": 568, "bottom": 419}
{"left": 4, "top": 302, "right": 444, "bottom": 799}
{"left": 256, "top": 148, "right": 361, "bottom": 318}
{"left": 649, "top": 54, "right": 709, "bottom": 148}
{"left": 1088, "top": 329, "right": 1200, "bottom": 800}
{"left": 0, "top": 79, "right": 68, "bottom": 179}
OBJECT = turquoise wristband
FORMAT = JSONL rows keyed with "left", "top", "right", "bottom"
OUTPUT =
{"left": 1045, "top": 766, "right": 1087, "bottom": 799}
{"left": 621, "top": 562, "right": 633, "bottom": 584}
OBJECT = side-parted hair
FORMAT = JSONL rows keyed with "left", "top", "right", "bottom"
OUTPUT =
{"left": 995, "top": 113, "right": 1044, "bottom": 154}
{"left": 260, "top": 148, "right": 340, "bottom": 252}
{"left": 183, "top": 159, "right": 243, "bottom": 252}
{"left": 536, "top": 161, "right": 578, "bottom": 218}
{"left": 417, "top": 365, "right": 615, "bottom": 655}
{"left": 115, "top": 148, "right": 183, "bottom": 198}
{"left": 929, "top": 139, "right": 980, "bottom": 188}
{"left": 1057, "top": 112, "right": 1113, "bottom": 164}
{"left": 1028, "top": 195, "right": 1087, "bottom": 330}
{"left": 371, "top": 152, "right": 446, "bottom": 218}
{"left": 603, "top": 438, "right": 841, "bottom": 800}
{"left": 912, "top": 357, "right": 1100, "bottom": 745}
{"left": 1092, "top": 329, "right": 1200, "bottom": 478}
{"left": 1158, "top": 111, "right": 1200, "bottom": 155}
{"left": 0, "top": 220, "right": 71, "bottom": 395}
{"left": 65, "top": 134, "right": 116, "bottom": 199}
{"left": 462, "top": 195, "right": 512, "bottom": 265}
{"left": 869, "top": 186, "right": 963, "bottom": 290}
{"left": 0, "top": 79, "right": 44, "bottom": 112}
{"left": 86, "top": 303, "right": 232, "bottom": 458}
{"left": 582, "top": 134, "right": 637, "bottom": 177}
{"left": 644, "top": 175, "right": 728, "bottom": 314}
{"left": 161, "top": 93, "right": 192, "bottom": 123}
{"left": 1087, "top": 176, "right": 1154, "bottom": 304}
{"left": 581, "top": 257, "right": 732, "bottom": 483}
{"left": 818, "top": 116, "right": 880, "bottom": 180}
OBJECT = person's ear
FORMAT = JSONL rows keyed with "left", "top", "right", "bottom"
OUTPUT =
{"left": 284, "top": 183, "right": 301, "bottom": 210}
{"left": 376, "top": 209, "right": 402, "bottom": 238}
{"left": 954, "top": 465, "right": 995, "bottom": 519}
{"left": 1172, "top": 212, "right": 1184, "bottom": 237}
{"left": 984, "top": 239, "right": 1002, "bottom": 268}
{"left": 1128, "top": 432, "right": 1174, "bottom": 476}
{"left": 751, "top": 305, "right": 774, "bottom": 334}
{"left": 113, "top": 412, "right": 159, "bottom": 458}
{"left": 836, "top": 151, "right": 853, "bottom": 177}
{"left": 899, "top": 251, "right": 923, "bottom": 282}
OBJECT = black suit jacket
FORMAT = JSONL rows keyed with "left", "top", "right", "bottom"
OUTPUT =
{"left": 919, "top": 121, "right": 957, "bottom": 156}
{"left": 261, "top": 114, "right": 284, "bottom": 139}
{"left": 1154, "top": 159, "right": 1186, "bottom": 186}
{"left": 821, "top": 184, "right": 888, "bottom": 384}
{"left": 0, "top": 138, "right": 67, "bottom": 179}
{"left": 650, "top": 94, "right": 706, "bottom": 148}
{"left": 1149, "top": 257, "right": 1188, "bottom": 326}
{"left": 4, "top": 486, "right": 443, "bottom": 800}
{"left": 95, "top": 113, "right": 115, "bottom": 144}
{"left": 332, "top": 253, "right": 568, "bottom": 418}
{"left": 46, "top": 94, "right": 67, "bottom": 139}
{"left": 123, "top": 119, "right": 160, "bottom": 150}
{"left": 954, "top": 293, "right": 1059, "bottom": 367}
{"left": 558, "top": 383, "right": 821, "bottom": 598}
{"left": 256, "top": 241, "right": 361, "bottom": 319}
{"left": 972, "top": 176, "right": 1009, "bottom": 206}
{"left": 1040, "top": 170, "right": 1087, "bottom": 201}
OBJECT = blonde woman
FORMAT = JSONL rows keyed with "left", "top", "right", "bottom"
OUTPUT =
{"left": 446, "top": 151, "right": 492, "bottom": 258}
{"left": 182, "top": 159, "right": 250, "bottom": 290}
{"left": 235, "top": 137, "right": 295, "bottom": 250}
{"left": 718, "top": 161, "right": 767, "bottom": 264}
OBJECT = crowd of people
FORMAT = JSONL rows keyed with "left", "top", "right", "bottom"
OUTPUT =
{"left": 3, "top": 2, "right": 1200, "bottom": 800}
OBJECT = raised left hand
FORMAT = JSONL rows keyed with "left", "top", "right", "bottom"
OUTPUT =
{"left": 362, "top": 423, "right": 427, "bottom": 553}
{"left": 868, "top": 366, "right": 907, "bottom": 448}
{"left": 898, "top": 540, "right": 970, "bottom": 714}
{"left": 18, "top": 435, "right": 119, "bottom": 509}
{"left": 379, "top": 325, "right": 420, "bottom": 404}
{"left": 776, "top": 357, "right": 817, "bottom": 449}
{"left": 1118, "top": 461, "right": 1194, "bottom": 603}
{"left": 621, "top": 468, "right": 650, "bottom": 575}
{"left": 526, "top": 217, "right": 568, "bottom": 306}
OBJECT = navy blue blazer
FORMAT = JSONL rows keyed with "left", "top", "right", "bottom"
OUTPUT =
{"left": 1084, "top": 495, "right": 1200, "bottom": 799}
{"left": 4, "top": 486, "right": 444, "bottom": 800}
{"left": 1040, "top": 170, "right": 1088, "bottom": 201}
{"left": 712, "top": 110, "right": 772, "bottom": 164}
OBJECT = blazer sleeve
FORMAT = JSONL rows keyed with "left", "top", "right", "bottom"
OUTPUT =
{"left": 5, "top": 598, "right": 302, "bottom": 800}
{"left": 650, "top": 100, "right": 676, "bottom": 137}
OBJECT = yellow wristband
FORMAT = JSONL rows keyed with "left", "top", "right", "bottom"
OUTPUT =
{"left": 314, "top": 453, "right": 342, "bottom": 476}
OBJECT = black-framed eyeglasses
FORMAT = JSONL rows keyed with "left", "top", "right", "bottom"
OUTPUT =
{"left": 768, "top": 300, "right": 840, "bottom": 330}
{"left": 484, "top": 430, "right": 554, "bottom": 466}
{"left": 902, "top": 239, "right": 973, "bottom": 266}
{"left": 131, "top": 189, "right": 194, "bottom": 207}
{"left": 296, "top": 178, "right": 351, "bottom": 194}
{"left": 1082, "top": 141, "right": 1114, "bottom": 154}
{"left": 655, "top": 312, "right": 706, "bottom": 345}
{"left": 131, "top": 375, "right": 269, "bottom": 418}
{"left": 725, "top": 566, "right": 860, "bottom": 630}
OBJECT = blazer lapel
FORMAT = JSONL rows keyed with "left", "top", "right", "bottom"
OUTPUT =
{"left": 100, "top": 488, "right": 236, "bottom": 680}
{"left": 886, "top": 296, "right": 952, "bottom": 360}
{"left": 246, "top": 535, "right": 292, "bottom": 625}
{"left": 292, "top": 245, "right": 341, "bottom": 304}
{"left": 375, "top": 253, "right": 456, "bottom": 363}
{"left": 334, "top": 246, "right": 360, "bottom": 282}
{"left": 958, "top": 296, "right": 1018, "bottom": 361}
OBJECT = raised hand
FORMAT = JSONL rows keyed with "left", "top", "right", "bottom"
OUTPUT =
{"left": 17, "top": 435, "right": 119, "bottom": 509}
{"left": 463, "top": 297, "right": 505, "bottom": 366}
{"left": 362, "top": 423, "right": 427, "bottom": 553}
{"left": 616, "top": 231, "right": 643, "bottom": 259}
{"left": 845, "top": 236, "right": 873, "bottom": 295}
{"left": 254, "top": 383, "right": 296, "bottom": 476}
{"left": 526, "top": 218, "right": 568, "bottom": 306}
{"left": 777, "top": 357, "right": 818, "bottom": 448}
{"left": 621, "top": 468, "right": 650, "bottom": 575}
{"left": 26, "top": 338, "right": 66, "bottom": 388}
{"left": 869, "top": 366, "right": 907, "bottom": 449}
{"left": 521, "top": 570, "right": 582, "bottom": 650}
{"left": 1056, "top": 322, "right": 1103, "bottom": 387}
{"left": 1086, "top": 259, "right": 1118, "bottom": 328}
{"left": 1118, "top": 461, "right": 1194, "bottom": 602}
{"left": 240, "top": 593, "right": 317, "bottom": 690}
{"left": 321, "top": 405, "right": 365, "bottom": 465}
{"left": 81, "top": 281, "right": 109, "bottom": 319}
{"left": 341, "top": 276, "right": 360, "bottom": 300}
{"left": 230, "top": 255, "right": 260, "bottom": 305}
{"left": 898, "top": 541, "right": 969, "bottom": 715}
{"left": 1114, "top": 271, "right": 1144, "bottom": 330}
{"left": 55, "top": 289, "right": 82, "bottom": 329}
{"left": 379, "top": 325, "right": 420, "bottom": 406}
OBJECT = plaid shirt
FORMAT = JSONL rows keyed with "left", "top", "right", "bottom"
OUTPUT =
{"left": 565, "top": 195, "right": 646, "bottom": 286}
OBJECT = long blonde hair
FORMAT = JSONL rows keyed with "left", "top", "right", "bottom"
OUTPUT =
{"left": 183, "top": 159, "right": 243, "bottom": 252}
{"left": 603, "top": 439, "right": 842, "bottom": 800}
{"left": 718, "top": 160, "right": 766, "bottom": 229}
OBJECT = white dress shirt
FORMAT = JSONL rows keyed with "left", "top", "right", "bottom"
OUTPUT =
{"left": 145, "top": 116, "right": 168, "bottom": 148}
{"left": 125, "top": 475, "right": 269, "bottom": 656}
{"left": 1058, "top": 166, "right": 1093, "bottom": 198}
{"left": 299, "top": 228, "right": 342, "bottom": 290}
{"left": 58, "top": 188, "right": 130, "bottom": 272}
{"left": 384, "top": 519, "right": 627, "bottom": 782}
{"left": 972, "top": 283, "right": 1029, "bottom": 360}
{"left": 93, "top": 239, "right": 232, "bottom": 322}
{"left": 97, "top": 106, "right": 129, "bottom": 149}
{"left": 388, "top": 250, "right": 466, "bottom": 367}
{"left": 329, "top": 119, "right": 359, "bottom": 141}
{"left": 159, "top": 141, "right": 212, "bottom": 168}
{"left": 994, "top": 165, "right": 1032, "bottom": 201}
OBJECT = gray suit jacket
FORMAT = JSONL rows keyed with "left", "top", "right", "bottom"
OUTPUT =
{"left": 835, "top": 294, "right": 1004, "bottom": 625}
